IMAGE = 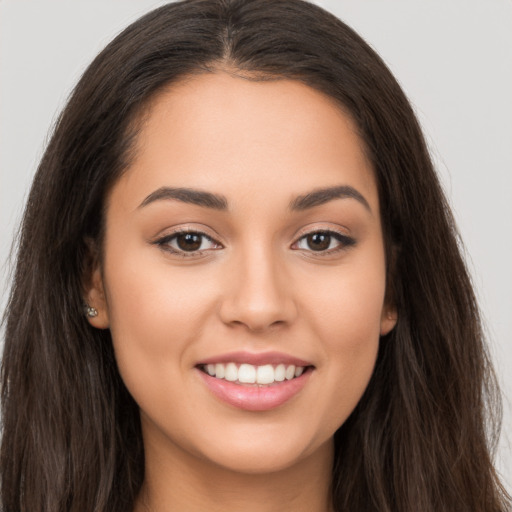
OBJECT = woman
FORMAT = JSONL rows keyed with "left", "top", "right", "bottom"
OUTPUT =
{"left": 1, "top": 0, "right": 510, "bottom": 510}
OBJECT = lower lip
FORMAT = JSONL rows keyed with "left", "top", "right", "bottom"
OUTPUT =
{"left": 197, "top": 368, "right": 312, "bottom": 411}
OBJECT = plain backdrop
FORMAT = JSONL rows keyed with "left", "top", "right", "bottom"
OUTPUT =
{"left": 1, "top": 0, "right": 511, "bottom": 491}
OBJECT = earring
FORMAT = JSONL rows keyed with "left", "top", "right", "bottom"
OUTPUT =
{"left": 85, "top": 305, "right": 98, "bottom": 318}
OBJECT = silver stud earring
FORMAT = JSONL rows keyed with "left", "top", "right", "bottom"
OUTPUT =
{"left": 85, "top": 305, "right": 98, "bottom": 318}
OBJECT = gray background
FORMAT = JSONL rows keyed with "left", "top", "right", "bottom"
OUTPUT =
{"left": 1, "top": 0, "right": 510, "bottom": 490}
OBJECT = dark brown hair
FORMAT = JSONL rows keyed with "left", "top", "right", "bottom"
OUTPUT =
{"left": 2, "top": 1, "right": 510, "bottom": 510}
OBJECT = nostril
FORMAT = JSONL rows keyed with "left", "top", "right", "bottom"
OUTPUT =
{"left": 218, "top": 264, "right": 298, "bottom": 330}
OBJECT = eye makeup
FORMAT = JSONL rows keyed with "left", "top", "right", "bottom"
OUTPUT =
{"left": 152, "top": 226, "right": 356, "bottom": 258}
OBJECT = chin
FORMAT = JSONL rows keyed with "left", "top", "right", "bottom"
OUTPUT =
{"left": 202, "top": 447, "right": 310, "bottom": 475}
{"left": 189, "top": 424, "right": 333, "bottom": 475}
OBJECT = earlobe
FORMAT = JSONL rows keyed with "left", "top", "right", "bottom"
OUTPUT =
{"left": 85, "top": 266, "right": 110, "bottom": 329}
{"left": 380, "top": 307, "right": 397, "bottom": 336}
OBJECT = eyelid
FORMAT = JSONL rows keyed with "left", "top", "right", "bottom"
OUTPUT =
{"left": 291, "top": 226, "right": 356, "bottom": 255}
{"left": 293, "top": 223, "right": 351, "bottom": 239}
{"left": 151, "top": 224, "right": 355, "bottom": 258}
{"left": 152, "top": 226, "right": 223, "bottom": 257}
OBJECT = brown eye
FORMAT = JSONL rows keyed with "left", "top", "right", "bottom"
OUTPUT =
{"left": 176, "top": 233, "right": 202, "bottom": 251}
{"left": 306, "top": 232, "right": 331, "bottom": 251}
{"left": 294, "top": 230, "right": 356, "bottom": 255}
{"left": 155, "top": 230, "right": 221, "bottom": 255}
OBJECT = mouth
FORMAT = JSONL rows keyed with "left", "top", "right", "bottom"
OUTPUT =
{"left": 196, "top": 354, "right": 315, "bottom": 411}
{"left": 198, "top": 362, "right": 312, "bottom": 386}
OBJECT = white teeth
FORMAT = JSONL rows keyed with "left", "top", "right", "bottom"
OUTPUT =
{"left": 285, "top": 365, "right": 295, "bottom": 380}
{"left": 238, "top": 364, "right": 256, "bottom": 383}
{"left": 256, "top": 364, "right": 274, "bottom": 385}
{"left": 203, "top": 362, "right": 308, "bottom": 385}
{"left": 225, "top": 362, "right": 238, "bottom": 382}
{"left": 215, "top": 363, "right": 225, "bottom": 379}
{"left": 274, "top": 364, "right": 286, "bottom": 382}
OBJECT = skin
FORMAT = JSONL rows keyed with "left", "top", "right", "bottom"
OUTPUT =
{"left": 87, "top": 72, "right": 397, "bottom": 512}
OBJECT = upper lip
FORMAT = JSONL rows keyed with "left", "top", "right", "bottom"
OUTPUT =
{"left": 197, "top": 351, "right": 313, "bottom": 367}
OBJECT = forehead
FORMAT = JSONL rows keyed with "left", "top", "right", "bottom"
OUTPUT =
{"left": 109, "top": 72, "right": 378, "bottom": 214}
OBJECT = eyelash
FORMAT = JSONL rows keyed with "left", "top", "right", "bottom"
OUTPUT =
{"left": 292, "top": 230, "right": 356, "bottom": 254}
{"left": 153, "top": 229, "right": 220, "bottom": 258}
{"left": 153, "top": 228, "right": 355, "bottom": 258}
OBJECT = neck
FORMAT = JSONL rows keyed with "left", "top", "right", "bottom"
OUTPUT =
{"left": 134, "top": 434, "right": 334, "bottom": 512}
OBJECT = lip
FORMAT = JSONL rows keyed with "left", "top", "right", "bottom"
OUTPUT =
{"left": 197, "top": 366, "right": 312, "bottom": 411}
{"left": 197, "top": 350, "right": 313, "bottom": 367}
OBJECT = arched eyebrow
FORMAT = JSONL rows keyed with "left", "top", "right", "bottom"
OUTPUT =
{"left": 289, "top": 185, "right": 372, "bottom": 213}
{"left": 138, "top": 184, "right": 371, "bottom": 213}
{"left": 139, "top": 187, "right": 228, "bottom": 210}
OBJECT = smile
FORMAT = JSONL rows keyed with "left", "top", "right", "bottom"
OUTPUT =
{"left": 201, "top": 363, "right": 306, "bottom": 385}
{"left": 196, "top": 354, "right": 314, "bottom": 411}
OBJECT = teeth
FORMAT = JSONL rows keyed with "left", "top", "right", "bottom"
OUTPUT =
{"left": 238, "top": 364, "right": 256, "bottom": 383}
{"left": 215, "top": 363, "right": 225, "bottom": 379}
{"left": 202, "top": 362, "right": 308, "bottom": 385}
{"left": 274, "top": 364, "right": 286, "bottom": 382}
{"left": 285, "top": 365, "right": 295, "bottom": 380}
{"left": 225, "top": 362, "right": 238, "bottom": 382}
{"left": 256, "top": 364, "right": 274, "bottom": 385}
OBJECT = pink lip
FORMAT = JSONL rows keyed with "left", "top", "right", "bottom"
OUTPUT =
{"left": 197, "top": 351, "right": 312, "bottom": 367}
{"left": 196, "top": 367, "right": 312, "bottom": 412}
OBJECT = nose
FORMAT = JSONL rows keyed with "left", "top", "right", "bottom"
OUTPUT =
{"left": 219, "top": 246, "right": 298, "bottom": 332}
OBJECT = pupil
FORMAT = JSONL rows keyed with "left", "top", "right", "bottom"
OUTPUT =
{"left": 177, "top": 233, "right": 202, "bottom": 251}
{"left": 307, "top": 233, "right": 330, "bottom": 251}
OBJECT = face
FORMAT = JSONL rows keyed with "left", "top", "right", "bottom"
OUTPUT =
{"left": 87, "top": 72, "right": 396, "bottom": 475}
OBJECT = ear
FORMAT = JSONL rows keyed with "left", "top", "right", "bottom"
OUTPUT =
{"left": 83, "top": 239, "right": 110, "bottom": 329}
{"left": 380, "top": 244, "right": 399, "bottom": 336}
{"left": 380, "top": 304, "right": 397, "bottom": 336}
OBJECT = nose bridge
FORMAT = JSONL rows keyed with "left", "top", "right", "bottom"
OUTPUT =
{"left": 219, "top": 237, "right": 296, "bottom": 331}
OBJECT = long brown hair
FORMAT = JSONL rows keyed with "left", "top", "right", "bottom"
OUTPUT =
{"left": 2, "top": 1, "right": 510, "bottom": 510}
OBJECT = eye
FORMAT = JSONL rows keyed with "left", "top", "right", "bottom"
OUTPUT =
{"left": 155, "top": 230, "right": 222, "bottom": 256}
{"left": 293, "top": 230, "right": 355, "bottom": 254}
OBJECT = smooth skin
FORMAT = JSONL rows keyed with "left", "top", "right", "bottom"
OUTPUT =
{"left": 86, "top": 71, "right": 397, "bottom": 512}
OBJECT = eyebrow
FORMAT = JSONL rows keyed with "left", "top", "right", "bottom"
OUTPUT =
{"left": 139, "top": 187, "right": 228, "bottom": 210}
{"left": 138, "top": 184, "right": 371, "bottom": 213}
{"left": 289, "top": 185, "right": 371, "bottom": 213}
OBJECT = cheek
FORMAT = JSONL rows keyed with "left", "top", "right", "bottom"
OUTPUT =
{"left": 101, "top": 243, "right": 219, "bottom": 401}
{"left": 104, "top": 241, "right": 217, "bottom": 343}
{"left": 303, "top": 246, "right": 386, "bottom": 347}
{"left": 301, "top": 252, "right": 386, "bottom": 425}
